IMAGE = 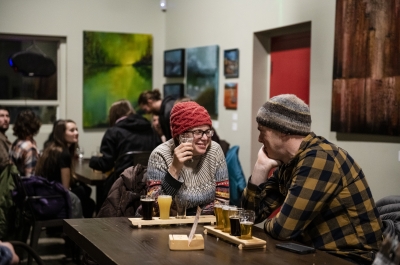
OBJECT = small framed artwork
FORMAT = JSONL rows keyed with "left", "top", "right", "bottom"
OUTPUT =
{"left": 164, "top": 48, "right": 185, "bottom": 77}
{"left": 224, "top": 49, "right": 239, "bottom": 78}
{"left": 163, "top": 83, "right": 184, "bottom": 99}
{"left": 224, "top": 83, "right": 238, "bottom": 109}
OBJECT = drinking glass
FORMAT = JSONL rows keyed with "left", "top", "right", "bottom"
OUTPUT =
{"left": 140, "top": 195, "right": 155, "bottom": 220}
{"left": 229, "top": 208, "right": 242, "bottom": 236}
{"left": 158, "top": 195, "right": 172, "bottom": 219}
{"left": 174, "top": 194, "right": 187, "bottom": 219}
{"left": 214, "top": 203, "right": 225, "bottom": 230}
{"left": 222, "top": 205, "right": 237, "bottom": 233}
{"left": 76, "top": 147, "right": 84, "bottom": 161}
{"left": 179, "top": 132, "right": 193, "bottom": 162}
{"left": 239, "top": 210, "right": 255, "bottom": 239}
{"left": 179, "top": 132, "right": 193, "bottom": 144}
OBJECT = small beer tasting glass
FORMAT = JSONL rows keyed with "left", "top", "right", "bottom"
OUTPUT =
{"left": 140, "top": 195, "right": 155, "bottom": 220}
{"left": 229, "top": 208, "right": 243, "bottom": 236}
{"left": 239, "top": 210, "right": 255, "bottom": 240}
{"left": 179, "top": 132, "right": 194, "bottom": 144}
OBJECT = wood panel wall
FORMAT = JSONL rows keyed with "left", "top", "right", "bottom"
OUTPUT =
{"left": 331, "top": 0, "right": 400, "bottom": 135}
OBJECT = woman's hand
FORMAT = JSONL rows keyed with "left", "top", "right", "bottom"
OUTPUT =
{"left": 168, "top": 142, "right": 193, "bottom": 179}
{"left": 250, "top": 146, "right": 281, "bottom": 186}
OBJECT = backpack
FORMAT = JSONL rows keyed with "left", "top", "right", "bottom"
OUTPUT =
{"left": 12, "top": 175, "right": 71, "bottom": 220}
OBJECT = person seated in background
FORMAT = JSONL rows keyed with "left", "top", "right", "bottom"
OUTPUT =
{"left": 138, "top": 89, "right": 177, "bottom": 140}
{"left": 42, "top": 119, "right": 62, "bottom": 150}
{"left": 151, "top": 115, "right": 166, "bottom": 143}
{"left": 242, "top": 94, "right": 383, "bottom": 264}
{"left": 10, "top": 109, "right": 41, "bottom": 177}
{"left": 0, "top": 241, "right": 19, "bottom": 265}
{"left": 0, "top": 106, "right": 11, "bottom": 172}
{"left": 36, "top": 119, "right": 92, "bottom": 218}
{"left": 146, "top": 101, "right": 229, "bottom": 216}
{"left": 89, "top": 99, "right": 161, "bottom": 209}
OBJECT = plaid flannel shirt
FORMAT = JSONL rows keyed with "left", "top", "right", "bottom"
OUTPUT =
{"left": 11, "top": 139, "right": 39, "bottom": 177}
{"left": 242, "top": 133, "right": 383, "bottom": 263}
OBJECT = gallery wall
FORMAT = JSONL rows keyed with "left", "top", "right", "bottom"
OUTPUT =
{"left": 0, "top": 0, "right": 166, "bottom": 155}
{"left": 164, "top": 0, "right": 400, "bottom": 200}
{"left": 0, "top": 0, "right": 399, "bottom": 199}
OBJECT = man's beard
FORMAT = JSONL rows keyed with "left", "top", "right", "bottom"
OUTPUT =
{"left": 0, "top": 126, "right": 9, "bottom": 134}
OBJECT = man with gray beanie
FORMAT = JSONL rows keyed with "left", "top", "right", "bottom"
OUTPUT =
{"left": 242, "top": 94, "right": 382, "bottom": 264}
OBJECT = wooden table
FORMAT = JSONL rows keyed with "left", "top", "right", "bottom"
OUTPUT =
{"left": 63, "top": 217, "right": 353, "bottom": 265}
{"left": 74, "top": 158, "right": 107, "bottom": 212}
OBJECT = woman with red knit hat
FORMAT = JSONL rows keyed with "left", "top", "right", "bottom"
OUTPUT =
{"left": 146, "top": 101, "right": 229, "bottom": 216}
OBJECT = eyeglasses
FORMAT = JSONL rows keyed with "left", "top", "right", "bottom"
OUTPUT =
{"left": 186, "top": 129, "right": 214, "bottom": 138}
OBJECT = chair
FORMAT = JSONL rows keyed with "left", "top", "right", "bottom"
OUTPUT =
{"left": 9, "top": 240, "right": 44, "bottom": 265}
{"left": 225, "top": 146, "right": 246, "bottom": 207}
{"left": 11, "top": 173, "right": 68, "bottom": 265}
{"left": 97, "top": 151, "right": 152, "bottom": 213}
{"left": 115, "top": 150, "right": 152, "bottom": 168}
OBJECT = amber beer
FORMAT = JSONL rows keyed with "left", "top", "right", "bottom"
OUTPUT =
{"left": 240, "top": 221, "right": 253, "bottom": 239}
{"left": 141, "top": 196, "right": 154, "bottom": 220}
{"left": 214, "top": 204, "right": 224, "bottom": 229}
{"left": 222, "top": 205, "right": 237, "bottom": 233}
{"left": 239, "top": 210, "right": 255, "bottom": 239}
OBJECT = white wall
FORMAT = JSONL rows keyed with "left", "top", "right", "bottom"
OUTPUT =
{"left": 164, "top": 0, "right": 400, "bottom": 200}
{"left": 0, "top": 0, "right": 398, "bottom": 200}
{"left": 0, "top": 0, "right": 166, "bottom": 154}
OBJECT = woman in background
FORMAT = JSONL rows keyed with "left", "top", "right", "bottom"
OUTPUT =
{"left": 10, "top": 109, "right": 41, "bottom": 176}
{"left": 36, "top": 119, "right": 93, "bottom": 218}
{"left": 89, "top": 99, "right": 161, "bottom": 209}
{"left": 42, "top": 119, "right": 62, "bottom": 150}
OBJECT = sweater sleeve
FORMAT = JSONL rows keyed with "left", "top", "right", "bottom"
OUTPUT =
{"left": 202, "top": 144, "right": 230, "bottom": 214}
{"left": 147, "top": 143, "right": 182, "bottom": 197}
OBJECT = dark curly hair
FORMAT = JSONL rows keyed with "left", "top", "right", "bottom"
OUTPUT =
{"left": 137, "top": 89, "right": 162, "bottom": 105}
{"left": 13, "top": 109, "right": 41, "bottom": 139}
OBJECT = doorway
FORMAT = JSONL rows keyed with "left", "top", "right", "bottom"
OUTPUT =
{"left": 251, "top": 22, "right": 312, "bottom": 168}
{"left": 270, "top": 31, "right": 311, "bottom": 104}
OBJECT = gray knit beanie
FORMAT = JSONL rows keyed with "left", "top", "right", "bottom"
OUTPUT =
{"left": 256, "top": 94, "right": 311, "bottom": 136}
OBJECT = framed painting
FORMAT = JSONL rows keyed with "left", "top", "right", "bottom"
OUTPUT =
{"left": 163, "top": 83, "right": 184, "bottom": 99}
{"left": 164, "top": 48, "right": 185, "bottom": 77}
{"left": 224, "top": 49, "right": 239, "bottom": 78}
{"left": 83, "top": 31, "right": 153, "bottom": 128}
{"left": 224, "top": 83, "right": 237, "bottom": 109}
{"left": 186, "top": 45, "right": 219, "bottom": 119}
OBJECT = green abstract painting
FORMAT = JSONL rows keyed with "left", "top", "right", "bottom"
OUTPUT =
{"left": 83, "top": 31, "right": 152, "bottom": 128}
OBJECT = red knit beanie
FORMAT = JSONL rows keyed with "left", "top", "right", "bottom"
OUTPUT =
{"left": 170, "top": 101, "right": 212, "bottom": 138}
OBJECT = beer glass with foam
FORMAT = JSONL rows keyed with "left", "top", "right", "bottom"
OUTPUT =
{"left": 239, "top": 210, "right": 255, "bottom": 239}
{"left": 222, "top": 205, "right": 237, "bottom": 233}
{"left": 214, "top": 203, "right": 225, "bottom": 229}
{"left": 140, "top": 195, "right": 155, "bottom": 220}
{"left": 229, "top": 208, "right": 243, "bottom": 236}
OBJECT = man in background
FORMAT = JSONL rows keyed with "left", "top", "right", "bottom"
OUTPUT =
{"left": 138, "top": 89, "right": 176, "bottom": 140}
{"left": 0, "top": 106, "right": 11, "bottom": 171}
